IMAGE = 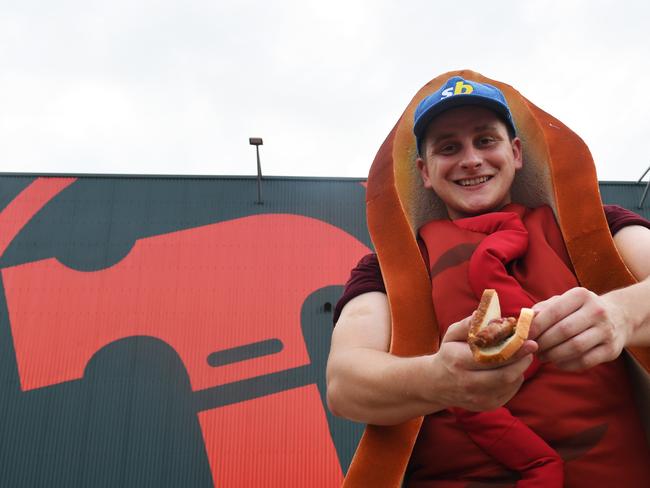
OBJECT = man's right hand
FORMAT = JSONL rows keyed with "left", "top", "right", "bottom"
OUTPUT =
{"left": 326, "top": 292, "right": 536, "bottom": 425}
{"left": 430, "top": 314, "right": 537, "bottom": 412}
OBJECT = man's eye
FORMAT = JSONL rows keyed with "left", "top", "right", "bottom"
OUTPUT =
{"left": 438, "top": 144, "right": 456, "bottom": 154}
{"left": 478, "top": 137, "right": 495, "bottom": 146}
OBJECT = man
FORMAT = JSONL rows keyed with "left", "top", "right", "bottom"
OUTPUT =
{"left": 326, "top": 76, "right": 650, "bottom": 486}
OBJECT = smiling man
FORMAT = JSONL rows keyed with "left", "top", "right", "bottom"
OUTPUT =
{"left": 326, "top": 76, "right": 650, "bottom": 486}
{"left": 416, "top": 104, "right": 521, "bottom": 220}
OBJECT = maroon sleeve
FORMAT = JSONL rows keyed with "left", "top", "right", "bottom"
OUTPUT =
{"left": 604, "top": 205, "right": 650, "bottom": 235}
{"left": 333, "top": 253, "right": 385, "bottom": 324}
{"left": 332, "top": 240, "right": 430, "bottom": 324}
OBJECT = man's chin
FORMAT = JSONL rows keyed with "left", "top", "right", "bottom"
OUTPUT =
{"left": 447, "top": 202, "right": 505, "bottom": 220}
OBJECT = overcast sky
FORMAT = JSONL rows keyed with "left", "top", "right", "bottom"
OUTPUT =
{"left": 1, "top": 0, "right": 649, "bottom": 181}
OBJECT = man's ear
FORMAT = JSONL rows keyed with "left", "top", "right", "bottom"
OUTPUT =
{"left": 511, "top": 137, "right": 523, "bottom": 170}
{"left": 416, "top": 157, "right": 433, "bottom": 189}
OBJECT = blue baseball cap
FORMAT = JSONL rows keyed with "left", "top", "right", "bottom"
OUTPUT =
{"left": 413, "top": 76, "right": 516, "bottom": 154}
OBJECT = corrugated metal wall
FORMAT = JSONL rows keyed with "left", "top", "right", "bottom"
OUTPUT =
{"left": 599, "top": 181, "right": 650, "bottom": 220}
{"left": 0, "top": 174, "right": 647, "bottom": 487}
{"left": 0, "top": 175, "right": 370, "bottom": 487}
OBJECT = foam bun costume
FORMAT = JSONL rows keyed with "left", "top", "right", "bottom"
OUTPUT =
{"left": 343, "top": 70, "right": 650, "bottom": 487}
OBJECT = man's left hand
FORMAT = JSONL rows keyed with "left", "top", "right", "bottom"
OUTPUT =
{"left": 530, "top": 287, "right": 629, "bottom": 371}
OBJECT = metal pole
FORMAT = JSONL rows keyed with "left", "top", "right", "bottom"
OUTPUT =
{"left": 639, "top": 179, "right": 650, "bottom": 209}
{"left": 249, "top": 137, "right": 264, "bottom": 205}
{"left": 256, "top": 145, "right": 262, "bottom": 205}
{"left": 638, "top": 165, "right": 650, "bottom": 209}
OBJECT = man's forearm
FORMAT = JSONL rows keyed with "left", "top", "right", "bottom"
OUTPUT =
{"left": 612, "top": 225, "right": 650, "bottom": 347}
{"left": 607, "top": 277, "right": 650, "bottom": 348}
{"left": 326, "top": 348, "right": 447, "bottom": 426}
{"left": 326, "top": 292, "right": 447, "bottom": 425}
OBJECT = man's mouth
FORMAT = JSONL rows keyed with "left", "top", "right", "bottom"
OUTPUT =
{"left": 455, "top": 175, "right": 492, "bottom": 187}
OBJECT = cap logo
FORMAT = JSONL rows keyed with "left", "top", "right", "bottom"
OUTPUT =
{"left": 441, "top": 81, "right": 474, "bottom": 99}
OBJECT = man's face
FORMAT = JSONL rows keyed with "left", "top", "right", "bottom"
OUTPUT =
{"left": 416, "top": 105, "right": 522, "bottom": 220}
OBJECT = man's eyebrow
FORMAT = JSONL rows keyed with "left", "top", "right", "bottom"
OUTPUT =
{"left": 430, "top": 124, "right": 501, "bottom": 144}
{"left": 473, "top": 124, "right": 499, "bottom": 132}
{"left": 431, "top": 132, "right": 455, "bottom": 144}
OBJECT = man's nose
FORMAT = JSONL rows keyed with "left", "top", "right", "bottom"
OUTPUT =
{"left": 459, "top": 147, "right": 483, "bottom": 170}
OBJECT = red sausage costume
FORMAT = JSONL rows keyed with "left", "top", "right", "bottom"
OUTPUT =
{"left": 421, "top": 206, "right": 565, "bottom": 487}
{"left": 342, "top": 71, "right": 650, "bottom": 487}
{"left": 414, "top": 205, "right": 649, "bottom": 486}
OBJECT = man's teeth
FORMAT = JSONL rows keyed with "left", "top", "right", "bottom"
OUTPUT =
{"left": 457, "top": 176, "right": 490, "bottom": 186}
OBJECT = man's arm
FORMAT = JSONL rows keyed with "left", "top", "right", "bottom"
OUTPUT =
{"left": 607, "top": 224, "right": 650, "bottom": 346}
{"left": 532, "top": 225, "right": 650, "bottom": 370}
{"left": 326, "top": 292, "right": 536, "bottom": 425}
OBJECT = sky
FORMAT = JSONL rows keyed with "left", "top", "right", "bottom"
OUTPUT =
{"left": 1, "top": 0, "right": 649, "bottom": 181}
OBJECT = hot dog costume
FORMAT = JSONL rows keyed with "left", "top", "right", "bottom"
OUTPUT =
{"left": 342, "top": 71, "right": 650, "bottom": 487}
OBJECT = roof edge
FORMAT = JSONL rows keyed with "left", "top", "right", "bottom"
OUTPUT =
{"left": 0, "top": 172, "right": 368, "bottom": 182}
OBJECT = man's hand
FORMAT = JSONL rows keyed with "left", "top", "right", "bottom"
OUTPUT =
{"left": 530, "top": 225, "right": 650, "bottom": 372}
{"left": 531, "top": 287, "right": 629, "bottom": 371}
{"left": 327, "top": 293, "right": 537, "bottom": 424}
{"left": 430, "top": 315, "right": 537, "bottom": 411}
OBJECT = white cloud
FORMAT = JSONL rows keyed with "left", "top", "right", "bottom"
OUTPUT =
{"left": 1, "top": 0, "right": 649, "bottom": 180}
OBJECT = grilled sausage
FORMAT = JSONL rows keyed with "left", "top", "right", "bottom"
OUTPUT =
{"left": 470, "top": 317, "right": 516, "bottom": 348}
